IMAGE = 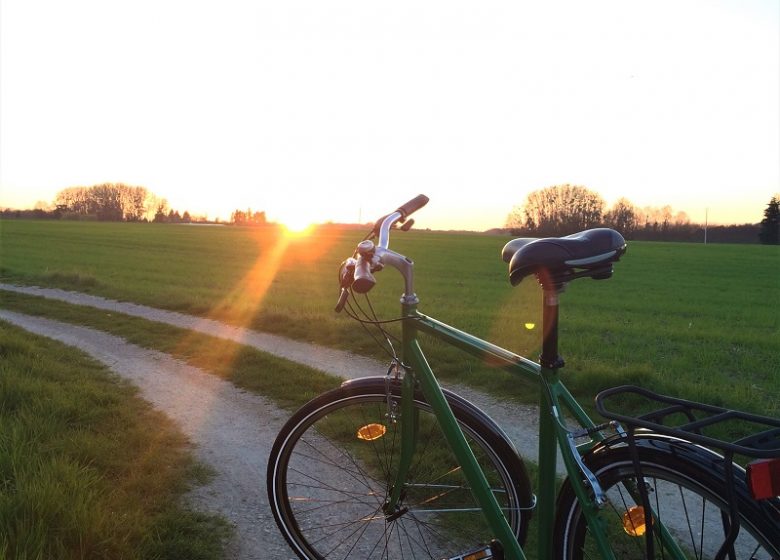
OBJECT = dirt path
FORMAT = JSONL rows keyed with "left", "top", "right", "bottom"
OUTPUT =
{"left": 0, "top": 283, "right": 380, "bottom": 380}
{"left": 0, "top": 283, "right": 550, "bottom": 467}
{"left": 2, "top": 286, "right": 765, "bottom": 559}
{"left": 0, "top": 309, "right": 295, "bottom": 559}
{"left": 0, "top": 284, "right": 560, "bottom": 558}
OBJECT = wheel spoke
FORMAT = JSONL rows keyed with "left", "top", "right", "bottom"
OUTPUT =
{"left": 268, "top": 387, "right": 530, "bottom": 558}
{"left": 555, "top": 448, "right": 778, "bottom": 559}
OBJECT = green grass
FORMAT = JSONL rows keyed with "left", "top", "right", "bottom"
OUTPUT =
{"left": 2, "top": 220, "right": 775, "bottom": 559}
{"left": 1, "top": 219, "right": 778, "bottom": 417}
{"left": 0, "top": 291, "right": 341, "bottom": 412}
{"left": 0, "top": 321, "right": 230, "bottom": 559}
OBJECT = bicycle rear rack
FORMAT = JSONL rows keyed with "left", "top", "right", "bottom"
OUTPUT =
{"left": 595, "top": 385, "right": 780, "bottom": 560}
{"left": 595, "top": 384, "right": 780, "bottom": 459}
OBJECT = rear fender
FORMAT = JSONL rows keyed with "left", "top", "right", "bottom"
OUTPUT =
{"left": 584, "top": 430, "right": 780, "bottom": 516}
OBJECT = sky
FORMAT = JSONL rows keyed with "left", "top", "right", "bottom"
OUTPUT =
{"left": 1, "top": 0, "right": 778, "bottom": 231}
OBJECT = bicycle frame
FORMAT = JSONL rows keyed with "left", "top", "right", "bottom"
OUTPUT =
{"left": 381, "top": 294, "right": 615, "bottom": 560}
{"left": 366, "top": 210, "right": 692, "bottom": 559}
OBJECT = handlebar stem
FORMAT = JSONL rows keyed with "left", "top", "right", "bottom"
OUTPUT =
{"left": 373, "top": 210, "right": 419, "bottom": 304}
{"left": 375, "top": 247, "right": 418, "bottom": 305}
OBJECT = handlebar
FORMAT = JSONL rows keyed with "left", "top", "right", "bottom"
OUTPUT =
{"left": 397, "top": 194, "right": 430, "bottom": 220}
{"left": 371, "top": 194, "right": 430, "bottom": 247}
{"left": 335, "top": 194, "right": 429, "bottom": 310}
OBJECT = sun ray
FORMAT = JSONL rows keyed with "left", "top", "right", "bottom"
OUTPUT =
{"left": 167, "top": 223, "right": 341, "bottom": 397}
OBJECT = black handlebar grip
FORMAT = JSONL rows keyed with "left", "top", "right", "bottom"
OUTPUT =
{"left": 396, "top": 194, "right": 429, "bottom": 220}
{"left": 352, "top": 255, "right": 376, "bottom": 293}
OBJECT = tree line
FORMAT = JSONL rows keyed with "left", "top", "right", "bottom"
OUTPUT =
{"left": 55, "top": 184, "right": 156, "bottom": 221}
{"left": 230, "top": 208, "right": 267, "bottom": 226}
{"left": 505, "top": 185, "right": 779, "bottom": 245}
{"left": 1, "top": 183, "right": 276, "bottom": 227}
{"left": 0, "top": 183, "right": 203, "bottom": 223}
{"left": 3, "top": 182, "right": 777, "bottom": 244}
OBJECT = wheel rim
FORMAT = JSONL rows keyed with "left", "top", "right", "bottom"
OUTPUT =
{"left": 562, "top": 459, "right": 778, "bottom": 559}
{"left": 271, "top": 392, "right": 523, "bottom": 559}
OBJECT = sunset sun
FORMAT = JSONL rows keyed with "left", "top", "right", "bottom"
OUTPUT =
{"left": 273, "top": 202, "right": 330, "bottom": 236}
{"left": 277, "top": 210, "right": 319, "bottom": 236}
{"left": 281, "top": 218, "right": 316, "bottom": 237}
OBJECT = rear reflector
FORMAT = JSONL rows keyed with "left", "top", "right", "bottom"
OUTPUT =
{"left": 747, "top": 458, "right": 780, "bottom": 500}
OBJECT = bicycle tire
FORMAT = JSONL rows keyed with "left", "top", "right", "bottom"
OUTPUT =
{"left": 267, "top": 377, "right": 533, "bottom": 559}
{"left": 553, "top": 436, "right": 780, "bottom": 559}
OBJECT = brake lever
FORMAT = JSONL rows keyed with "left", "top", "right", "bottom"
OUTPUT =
{"left": 339, "top": 257, "right": 357, "bottom": 288}
{"left": 334, "top": 288, "right": 349, "bottom": 313}
{"left": 334, "top": 258, "right": 358, "bottom": 313}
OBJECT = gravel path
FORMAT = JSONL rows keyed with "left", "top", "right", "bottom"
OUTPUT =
{"left": 0, "top": 283, "right": 550, "bottom": 465}
{"left": 0, "top": 283, "right": 380, "bottom": 380}
{"left": 0, "top": 283, "right": 560, "bottom": 559}
{"left": 0, "top": 309, "right": 294, "bottom": 559}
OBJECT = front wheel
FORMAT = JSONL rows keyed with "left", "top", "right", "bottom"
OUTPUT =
{"left": 267, "top": 377, "right": 533, "bottom": 559}
{"left": 553, "top": 436, "right": 780, "bottom": 559}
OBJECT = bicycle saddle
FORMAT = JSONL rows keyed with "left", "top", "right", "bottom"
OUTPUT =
{"left": 502, "top": 228, "right": 626, "bottom": 286}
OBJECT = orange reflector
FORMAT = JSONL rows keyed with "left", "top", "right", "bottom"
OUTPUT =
{"left": 357, "top": 423, "right": 387, "bottom": 441}
{"left": 622, "top": 505, "right": 649, "bottom": 536}
{"left": 747, "top": 458, "right": 780, "bottom": 500}
{"left": 463, "top": 549, "right": 491, "bottom": 560}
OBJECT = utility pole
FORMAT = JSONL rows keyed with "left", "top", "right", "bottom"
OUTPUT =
{"left": 704, "top": 208, "right": 708, "bottom": 245}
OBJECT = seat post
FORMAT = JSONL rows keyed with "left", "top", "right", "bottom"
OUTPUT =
{"left": 537, "top": 285, "right": 565, "bottom": 559}
{"left": 540, "top": 287, "right": 565, "bottom": 369}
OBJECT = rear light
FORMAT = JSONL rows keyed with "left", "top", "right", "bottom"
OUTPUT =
{"left": 747, "top": 458, "right": 780, "bottom": 500}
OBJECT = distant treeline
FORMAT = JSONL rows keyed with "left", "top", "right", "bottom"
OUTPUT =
{"left": 4, "top": 182, "right": 777, "bottom": 244}
{"left": 505, "top": 184, "right": 777, "bottom": 244}
{"left": 0, "top": 206, "right": 203, "bottom": 224}
{"left": 496, "top": 222, "right": 761, "bottom": 244}
{"left": 1, "top": 183, "right": 268, "bottom": 226}
{"left": 1, "top": 183, "right": 204, "bottom": 223}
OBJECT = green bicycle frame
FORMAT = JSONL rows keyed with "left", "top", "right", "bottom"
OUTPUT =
{"left": 380, "top": 295, "right": 615, "bottom": 560}
{"left": 366, "top": 208, "right": 686, "bottom": 559}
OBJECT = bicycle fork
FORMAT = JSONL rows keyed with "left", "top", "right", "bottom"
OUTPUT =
{"left": 382, "top": 362, "right": 418, "bottom": 518}
{"left": 383, "top": 336, "right": 528, "bottom": 560}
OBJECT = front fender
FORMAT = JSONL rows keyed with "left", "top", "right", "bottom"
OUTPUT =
{"left": 341, "top": 376, "right": 518, "bottom": 454}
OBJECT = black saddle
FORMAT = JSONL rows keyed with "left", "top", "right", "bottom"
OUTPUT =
{"left": 502, "top": 228, "right": 626, "bottom": 286}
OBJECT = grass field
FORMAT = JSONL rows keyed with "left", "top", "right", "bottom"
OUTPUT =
{"left": 1, "top": 219, "right": 778, "bottom": 417}
{"left": 0, "top": 321, "right": 229, "bottom": 559}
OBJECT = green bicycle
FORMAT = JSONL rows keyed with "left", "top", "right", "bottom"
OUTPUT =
{"left": 267, "top": 195, "right": 780, "bottom": 559}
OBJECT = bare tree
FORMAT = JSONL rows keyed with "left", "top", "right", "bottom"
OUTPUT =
{"left": 55, "top": 187, "right": 91, "bottom": 215}
{"left": 119, "top": 185, "right": 149, "bottom": 221}
{"left": 54, "top": 183, "right": 155, "bottom": 221}
{"left": 230, "top": 208, "right": 267, "bottom": 226}
{"left": 90, "top": 184, "right": 123, "bottom": 221}
{"left": 604, "top": 198, "right": 639, "bottom": 236}
{"left": 507, "top": 184, "right": 605, "bottom": 236}
{"left": 231, "top": 209, "right": 248, "bottom": 225}
{"left": 153, "top": 201, "right": 169, "bottom": 222}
